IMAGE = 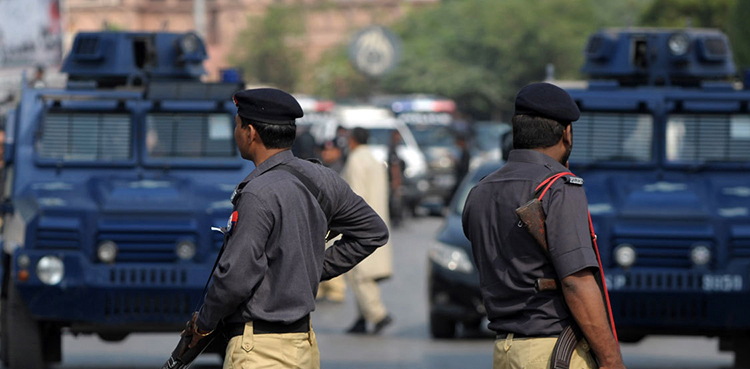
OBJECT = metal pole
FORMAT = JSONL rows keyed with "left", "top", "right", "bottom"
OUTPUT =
{"left": 194, "top": 0, "right": 206, "bottom": 38}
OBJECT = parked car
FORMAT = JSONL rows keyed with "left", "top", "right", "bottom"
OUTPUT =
{"left": 427, "top": 160, "right": 502, "bottom": 338}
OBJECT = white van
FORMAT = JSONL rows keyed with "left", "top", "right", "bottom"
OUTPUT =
{"left": 316, "top": 106, "right": 429, "bottom": 213}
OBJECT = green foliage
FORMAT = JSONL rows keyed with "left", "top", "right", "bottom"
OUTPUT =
{"left": 378, "top": 0, "right": 603, "bottom": 118}
{"left": 312, "top": 46, "right": 372, "bottom": 99}
{"left": 639, "top": 0, "right": 734, "bottom": 29}
{"left": 230, "top": 4, "right": 304, "bottom": 91}
{"left": 729, "top": 0, "right": 750, "bottom": 68}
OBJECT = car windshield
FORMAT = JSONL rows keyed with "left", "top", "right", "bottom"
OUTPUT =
{"left": 473, "top": 123, "right": 507, "bottom": 151}
{"left": 666, "top": 114, "right": 750, "bottom": 163}
{"left": 146, "top": 113, "right": 236, "bottom": 159}
{"left": 367, "top": 128, "right": 404, "bottom": 146}
{"left": 37, "top": 111, "right": 132, "bottom": 162}
{"left": 409, "top": 125, "right": 455, "bottom": 148}
{"left": 569, "top": 112, "right": 653, "bottom": 164}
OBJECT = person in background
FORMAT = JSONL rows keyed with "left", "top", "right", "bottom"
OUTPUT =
{"left": 451, "top": 134, "right": 471, "bottom": 201}
{"left": 341, "top": 127, "right": 394, "bottom": 334}
{"left": 29, "top": 65, "right": 46, "bottom": 89}
{"left": 292, "top": 125, "right": 317, "bottom": 159}
{"left": 387, "top": 130, "right": 405, "bottom": 227}
{"left": 316, "top": 139, "right": 347, "bottom": 303}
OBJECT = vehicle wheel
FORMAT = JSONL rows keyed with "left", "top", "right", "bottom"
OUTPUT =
{"left": 430, "top": 312, "right": 456, "bottom": 339}
{"left": 7, "top": 281, "right": 46, "bottom": 368}
{"left": 1, "top": 289, "right": 9, "bottom": 367}
{"left": 733, "top": 338, "right": 750, "bottom": 369}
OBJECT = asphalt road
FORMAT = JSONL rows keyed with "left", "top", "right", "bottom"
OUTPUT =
{"left": 46, "top": 217, "right": 735, "bottom": 369}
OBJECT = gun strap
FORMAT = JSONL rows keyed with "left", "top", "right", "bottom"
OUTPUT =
{"left": 526, "top": 171, "right": 619, "bottom": 369}
{"left": 550, "top": 324, "right": 584, "bottom": 369}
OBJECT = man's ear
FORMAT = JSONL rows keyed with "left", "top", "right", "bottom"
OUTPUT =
{"left": 562, "top": 125, "right": 573, "bottom": 146}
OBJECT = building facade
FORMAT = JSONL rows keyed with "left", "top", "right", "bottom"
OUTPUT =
{"left": 65, "top": 0, "right": 437, "bottom": 81}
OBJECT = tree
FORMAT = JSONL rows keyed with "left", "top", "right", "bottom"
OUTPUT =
{"left": 376, "top": 0, "right": 604, "bottom": 119}
{"left": 229, "top": 4, "right": 304, "bottom": 91}
{"left": 639, "top": 0, "right": 734, "bottom": 29}
{"left": 729, "top": 0, "right": 750, "bottom": 69}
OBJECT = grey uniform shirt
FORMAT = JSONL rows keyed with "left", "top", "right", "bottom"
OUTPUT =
{"left": 462, "top": 149, "right": 598, "bottom": 336}
{"left": 197, "top": 150, "right": 389, "bottom": 331}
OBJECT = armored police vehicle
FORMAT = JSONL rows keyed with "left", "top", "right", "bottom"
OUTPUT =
{"left": 0, "top": 32, "right": 246, "bottom": 367}
{"left": 429, "top": 28, "right": 750, "bottom": 367}
{"left": 567, "top": 28, "right": 750, "bottom": 366}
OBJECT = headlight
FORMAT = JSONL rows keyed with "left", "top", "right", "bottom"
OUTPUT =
{"left": 691, "top": 245, "right": 711, "bottom": 266}
{"left": 614, "top": 244, "right": 636, "bottom": 268}
{"left": 37, "top": 256, "right": 64, "bottom": 285}
{"left": 668, "top": 33, "right": 690, "bottom": 56}
{"left": 97, "top": 241, "right": 118, "bottom": 264}
{"left": 429, "top": 242, "right": 474, "bottom": 274}
{"left": 176, "top": 240, "right": 196, "bottom": 260}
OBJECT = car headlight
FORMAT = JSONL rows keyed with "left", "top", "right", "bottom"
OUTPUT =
{"left": 97, "top": 241, "right": 118, "bottom": 264}
{"left": 691, "top": 245, "right": 711, "bottom": 266}
{"left": 668, "top": 33, "right": 690, "bottom": 56}
{"left": 176, "top": 240, "right": 196, "bottom": 260}
{"left": 429, "top": 242, "right": 474, "bottom": 274}
{"left": 37, "top": 256, "right": 64, "bottom": 285}
{"left": 614, "top": 244, "right": 636, "bottom": 268}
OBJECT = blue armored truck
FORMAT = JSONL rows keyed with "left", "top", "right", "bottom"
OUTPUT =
{"left": 429, "top": 27, "right": 750, "bottom": 367}
{"left": 0, "top": 32, "right": 247, "bottom": 367}
{"left": 567, "top": 28, "right": 750, "bottom": 366}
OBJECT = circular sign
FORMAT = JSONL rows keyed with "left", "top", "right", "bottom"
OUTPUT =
{"left": 348, "top": 26, "right": 402, "bottom": 78}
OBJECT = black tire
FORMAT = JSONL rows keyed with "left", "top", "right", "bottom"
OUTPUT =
{"left": 429, "top": 311, "right": 457, "bottom": 339}
{"left": 1, "top": 291, "right": 9, "bottom": 367}
{"left": 734, "top": 338, "right": 750, "bottom": 369}
{"left": 7, "top": 281, "right": 45, "bottom": 369}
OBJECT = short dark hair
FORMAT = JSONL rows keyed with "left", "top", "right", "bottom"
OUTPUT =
{"left": 512, "top": 114, "right": 565, "bottom": 149}
{"left": 241, "top": 117, "right": 296, "bottom": 149}
{"left": 351, "top": 127, "right": 369, "bottom": 145}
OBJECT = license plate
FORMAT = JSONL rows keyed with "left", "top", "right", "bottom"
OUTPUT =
{"left": 702, "top": 274, "right": 743, "bottom": 292}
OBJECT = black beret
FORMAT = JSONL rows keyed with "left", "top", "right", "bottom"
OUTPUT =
{"left": 514, "top": 82, "right": 580, "bottom": 125}
{"left": 233, "top": 88, "right": 304, "bottom": 125}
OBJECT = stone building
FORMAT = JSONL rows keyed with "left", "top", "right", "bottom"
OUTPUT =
{"left": 64, "top": 0, "right": 437, "bottom": 81}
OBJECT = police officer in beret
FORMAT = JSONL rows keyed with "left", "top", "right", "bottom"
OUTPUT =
{"left": 462, "top": 83, "right": 625, "bottom": 369}
{"left": 187, "top": 88, "right": 389, "bottom": 369}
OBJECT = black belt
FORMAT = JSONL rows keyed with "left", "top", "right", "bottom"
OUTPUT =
{"left": 495, "top": 332, "right": 558, "bottom": 339}
{"left": 224, "top": 315, "right": 310, "bottom": 336}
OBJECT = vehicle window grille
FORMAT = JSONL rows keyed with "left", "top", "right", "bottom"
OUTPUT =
{"left": 666, "top": 114, "right": 750, "bottom": 162}
{"left": 74, "top": 36, "right": 100, "bottom": 56}
{"left": 146, "top": 113, "right": 235, "bottom": 158}
{"left": 569, "top": 113, "right": 653, "bottom": 164}
{"left": 38, "top": 112, "right": 131, "bottom": 161}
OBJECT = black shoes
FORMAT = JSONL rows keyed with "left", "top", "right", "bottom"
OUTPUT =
{"left": 346, "top": 315, "right": 394, "bottom": 334}
{"left": 373, "top": 315, "right": 393, "bottom": 334}
{"left": 346, "top": 317, "right": 367, "bottom": 334}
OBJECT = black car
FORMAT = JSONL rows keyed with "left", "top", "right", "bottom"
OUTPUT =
{"left": 427, "top": 160, "right": 503, "bottom": 338}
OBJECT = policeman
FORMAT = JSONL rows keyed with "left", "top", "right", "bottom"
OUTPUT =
{"left": 188, "top": 88, "right": 389, "bottom": 369}
{"left": 462, "top": 83, "right": 625, "bottom": 369}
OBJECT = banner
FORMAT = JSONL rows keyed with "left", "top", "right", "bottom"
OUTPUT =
{"left": 0, "top": 0, "right": 62, "bottom": 70}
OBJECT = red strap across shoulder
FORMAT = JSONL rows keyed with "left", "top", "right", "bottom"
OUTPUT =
{"left": 535, "top": 171, "right": 573, "bottom": 201}
{"left": 534, "top": 170, "right": 619, "bottom": 343}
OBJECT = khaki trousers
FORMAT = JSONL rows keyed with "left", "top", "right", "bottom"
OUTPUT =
{"left": 493, "top": 334, "right": 597, "bottom": 369}
{"left": 223, "top": 321, "right": 320, "bottom": 369}
{"left": 345, "top": 269, "right": 387, "bottom": 323}
{"left": 317, "top": 276, "right": 347, "bottom": 302}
